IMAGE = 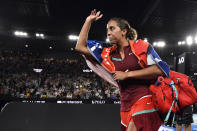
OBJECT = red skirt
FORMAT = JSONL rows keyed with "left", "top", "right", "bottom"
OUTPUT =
{"left": 120, "top": 95, "right": 163, "bottom": 131}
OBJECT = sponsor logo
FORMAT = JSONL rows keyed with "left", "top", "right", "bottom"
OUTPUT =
{"left": 92, "top": 100, "right": 106, "bottom": 104}
{"left": 178, "top": 57, "right": 184, "bottom": 64}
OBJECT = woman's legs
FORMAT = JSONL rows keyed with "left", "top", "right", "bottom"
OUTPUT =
{"left": 176, "top": 124, "right": 192, "bottom": 131}
{"left": 176, "top": 124, "right": 182, "bottom": 131}
{"left": 127, "top": 122, "right": 137, "bottom": 131}
{"left": 185, "top": 124, "right": 192, "bottom": 131}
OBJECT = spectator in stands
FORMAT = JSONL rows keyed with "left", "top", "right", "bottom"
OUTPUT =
{"left": 176, "top": 105, "right": 194, "bottom": 131}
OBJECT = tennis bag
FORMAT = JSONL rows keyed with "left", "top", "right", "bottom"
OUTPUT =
{"left": 150, "top": 70, "right": 197, "bottom": 113}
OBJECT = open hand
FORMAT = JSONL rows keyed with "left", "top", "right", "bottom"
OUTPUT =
{"left": 86, "top": 9, "right": 103, "bottom": 22}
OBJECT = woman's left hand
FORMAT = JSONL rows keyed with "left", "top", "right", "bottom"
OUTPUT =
{"left": 113, "top": 71, "right": 128, "bottom": 81}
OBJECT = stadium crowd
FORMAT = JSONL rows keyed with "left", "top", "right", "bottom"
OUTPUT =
{"left": 0, "top": 50, "right": 120, "bottom": 99}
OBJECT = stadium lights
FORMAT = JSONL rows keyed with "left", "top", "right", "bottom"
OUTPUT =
{"left": 178, "top": 41, "right": 182, "bottom": 45}
{"left": 178, "top": 34, "right": 197, "bottom": 46}
{"left": 68, "top": 35, "right": 79, "bottom": 41}
{"left": 178, "top": 41, "right": 186, "bottom": 46}
{"left": 195, "top": 36, "right": 197, "bottom": 44}
{"left": 157, "top": 41, "right": 166, "bottom": 47}
{"left": 181, "top": 41, "right": 186, "bottom": 45}
{"left": 153, "top": 42, "right": 157, "bottom": 46}
{"left": 144, "top": 38, "right": 148, "bottom": 42}
{"left": 186, "top": 36, "right": 193, "bottom": 45}
{"left": 36, "top": 33, "right": 44, "bottom": 38}
{"left": 153, "top": 41, "right": 166, "bottom": 47}
{"left": 106, "top": 38, "right": 110, "bottom": 43}
{"left": 14, "top": 31, "right": 28, "bottom": 37}
{"left": 25, "top": 44, "right": 28, "bottom": 48}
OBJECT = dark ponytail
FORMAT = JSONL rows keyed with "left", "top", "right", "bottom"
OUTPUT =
{"left": 108, "top": 17, "right": 137, "bottom": 41}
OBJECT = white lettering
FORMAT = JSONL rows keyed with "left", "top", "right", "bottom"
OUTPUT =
{"left": 91, "top": 100, "right": 105, "bottom": 104}
{"left": 114, "top": 101, "right": 120, "bottom": 104}
{"left": 178, "top": 57, "right": 184, "bottom": 64}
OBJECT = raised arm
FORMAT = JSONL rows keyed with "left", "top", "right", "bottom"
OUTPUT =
{"left": 75, "top": 9, "right": 103, "bottom": 55}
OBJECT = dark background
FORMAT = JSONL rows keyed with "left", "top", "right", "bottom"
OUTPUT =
{"left": 0, "top": 1, "right": 197, "bottom": 130}
{"left": 0, "top": 103, "right": 120, "bottom": 131}
{"left": 0, "top": 0, "right": 197, "bottom": 55}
